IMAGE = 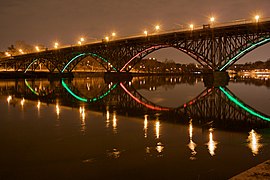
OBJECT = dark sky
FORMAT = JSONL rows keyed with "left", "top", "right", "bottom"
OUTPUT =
{"left": 1, "top": 0, "right": 270, "bottom": 63}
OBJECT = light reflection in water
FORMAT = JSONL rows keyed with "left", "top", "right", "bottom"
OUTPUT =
{"left": 106, "top": 107, "right": 110, "bottom": 128}
{"left": 207, "top": 128, "right": 217, "bottom": 156}
{"left": 7, "top": 96, "right": 12, "bottom": 103}
{"left": 56, "top": 103, "right": 60, "bottom": 118}
{"left": 187, "top": 120, "right": 197, "bottom": 160}
{"left": 145, "top": 143, "right": 164, "bottom": 157}
{"left": 145, "top": 147, "right": 150, "bottom": 154}
{"left": 20, "top": 98, "right": 25, "bottom": 107}
{"left": 247, "top": 129, "right": 263, "bottom": 156}
{"left": 38, "top": 81, "right": 42, "bottom": 92}
{"left": 37, "top": 101, "right": 41, "bottom": 117}
{"left": 106, "top": 110, "right": 110, "bottom": 120}
{"left": 144, "top": 115, "right": 148, "bottom": 138}
{"left": 86, "top": 83, "right": 90, "bottom": 91}
{"left": 37, "top": 101, "right": 41, "bottom": 109}
{"left": 113, "top": 111, "right": 117, "bottom": 134}
{"left": 155, "top": 120, "right": 160, "bottom": 139}
{"left": 79, "top": 107, "right": 86, "bottom": 133}
{"left": 107, "top": 148, "right": 121, "bottom": 159}
{"left": 156, "top": 142, "right": 164, "bottom": 154}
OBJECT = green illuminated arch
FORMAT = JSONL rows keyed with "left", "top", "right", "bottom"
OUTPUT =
{"left": 24, "top": 59, "right": 38, "bottom": 73}
{"left": 61, "top": 53, "right": 117, "bottom": 73}
{"left": 219, "top": 37, "right": 270, "bottom": 71}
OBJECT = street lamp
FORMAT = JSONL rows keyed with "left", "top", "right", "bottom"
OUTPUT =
{"left": 155, "top": 25, "right": 160, "bottom": 31}
{"left": 105, "top": 36, "right": 109, "bottom": 42}
{"left": 54, "top": 42, "right": 59, "bottom": 49}
{"left": 144, "top": 30, "right": 148, "bottom": 36}
{"left": 80, "top": 37, "right": 85, "bottom": 42}
{"left": 112, "top": 32, "right": 116, "bottom": 37}
{"left": 35, "top": 46, "right": 40, "bottom": 52}
{"left": 189, "top": 24, "right": 194, "bottom": 30}
{"left": 255, "top": 15, "right": 260, "bottom": 23}
{"left": 210, "top": 17, "right": 215, "bottom": 23}
{"left": 78, "top": 41, "right": 82, "bottom": 45}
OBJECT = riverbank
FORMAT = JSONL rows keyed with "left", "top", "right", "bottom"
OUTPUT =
{"left": 230, "top": 160, "right": 270, "bottom": 179}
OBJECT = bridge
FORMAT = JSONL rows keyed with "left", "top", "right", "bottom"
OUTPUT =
{"left": 1, "top": 18, "right": 270, "bottom": 74}
{"left": 2, "top": 76, "right": 270, "bottom": 129}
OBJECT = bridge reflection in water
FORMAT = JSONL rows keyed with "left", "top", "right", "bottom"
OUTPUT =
{"left": 1, "top": 75, "right": 268, "bottom": 159}
{"left": 2, "top": 75, "right": 270, "bottom": 131}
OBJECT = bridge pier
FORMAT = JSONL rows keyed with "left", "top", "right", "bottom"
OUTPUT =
{"left": 104, "top": 72, "right": 133, "bottom": 83}
{"left": 203, "top": 71, "right": 229, "bottom": 87}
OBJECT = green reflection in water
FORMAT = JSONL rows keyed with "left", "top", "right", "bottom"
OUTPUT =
{"left": 219, "top": 87, "right": 270, "bottom": 122}
{"left": 61, "top": 79, "right": 118, "bottom": 103}
{"left": 25, "top": 79, "right": 39, "bottom": 96}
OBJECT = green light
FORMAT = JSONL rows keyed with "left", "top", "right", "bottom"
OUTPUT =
{"left": 25, "top": 79, "right": 39, "bottom": 96}
{"left": 61, "top": 79, "right": 118, "bottom": 103}
{"left": 61, "top": 79, "right": 88, "bottom": 102}
{"left": 24, "top": 59, "right": 38, "bottom": 73}
{"left": 219, "top": 87, "right": 270, "bottom": 121}
{"left": 61, "top": 53, "right": 117, "bottom": 73}
{"left": 61, "top": 53, "right": 85, "bottom": 73}
{"left": 220, "top": 38, "right": 270, "bottom": 71}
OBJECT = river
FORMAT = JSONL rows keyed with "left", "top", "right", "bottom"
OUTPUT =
{"left": 0, "top": 75, "right": 269, "bottom": 179}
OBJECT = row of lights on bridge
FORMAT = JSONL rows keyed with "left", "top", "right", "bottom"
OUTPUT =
{"left": 4, "top": 15, "right": 262, "bottom": 57}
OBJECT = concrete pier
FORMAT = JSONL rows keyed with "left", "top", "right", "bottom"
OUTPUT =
{"left": 203, "top": 71, "right": 230, "bottom": 87}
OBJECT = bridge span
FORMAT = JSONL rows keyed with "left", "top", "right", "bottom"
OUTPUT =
{"left": 1, "top": 18, "right": 270, "bottom": 74}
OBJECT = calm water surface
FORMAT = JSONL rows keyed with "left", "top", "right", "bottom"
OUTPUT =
{"left": 0, "top": 75, "right": 270, "bottom": 179}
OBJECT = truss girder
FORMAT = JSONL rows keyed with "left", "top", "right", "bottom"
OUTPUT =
{"left": 1, "top": 21, "right": 270, "bottom": 72}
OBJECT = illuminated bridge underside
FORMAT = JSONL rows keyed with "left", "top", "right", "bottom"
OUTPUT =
{"left": 1, "top": 20, "right": 270, "bottom": 72}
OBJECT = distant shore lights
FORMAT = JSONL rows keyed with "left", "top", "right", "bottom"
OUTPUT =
{"left": 19, "top": 49, "right": 24, "bottom": 54}
{"left": 5, "top": 52, "right": 11, "bottom": 57}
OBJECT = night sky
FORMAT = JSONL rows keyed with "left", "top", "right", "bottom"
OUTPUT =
{"left": 1, "top": 0, "right": 270, "bottom": 63}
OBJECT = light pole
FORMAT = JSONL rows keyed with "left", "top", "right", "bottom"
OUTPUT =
{"left": 210, "top": 17, "right": 215, "bottom": 69}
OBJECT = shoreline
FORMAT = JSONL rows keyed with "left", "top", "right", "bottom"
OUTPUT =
{"left": 230, "top": 160, "right": 270, "bottom": 179}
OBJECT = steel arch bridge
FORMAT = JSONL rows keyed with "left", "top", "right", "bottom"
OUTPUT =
{"left": 1, "top": 19, "right": 270, "bottom": 73}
